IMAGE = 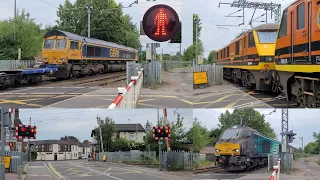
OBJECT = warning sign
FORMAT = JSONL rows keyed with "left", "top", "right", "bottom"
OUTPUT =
{"left": 193, "top": 72, "right": 208, "bottom": 85}
{"left": 0, "top": 156, "right": 11, "bottom": 169}
{"left": 102, "top": 154, "right": 107, "bottom": 162}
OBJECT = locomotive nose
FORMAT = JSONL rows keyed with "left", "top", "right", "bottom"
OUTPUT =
{"left": 215, "top": 143, "right": 241, "bottom": 155}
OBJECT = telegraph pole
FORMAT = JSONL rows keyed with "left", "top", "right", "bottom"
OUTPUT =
{"left": 195, "top": 16, "right": 199, "bottom": 65}
{"left": 299, "top": 137, "right": 304, "bottom": 151}
{"left": 14, "top": 0, "right": 17, "bottom": 41}
{"left": 97, "top": 116, "right": 104, "bottom": 152}
{"left": 87, "top": 0, "right": 93, "bottom": 38}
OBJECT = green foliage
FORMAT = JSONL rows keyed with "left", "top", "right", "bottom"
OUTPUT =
{"left": 94, "top": 117, "right": 116, "bottom": 152}
{"left": 188, "top": 118, "right": 210, "bottom": 153}
{"left": 304, "top": 142, "right": 316, "bottom": 154}
{"left": 313, "top": 132, "right": 320, "bottom": 153}
{"left": 183, "top": 14, "right": 203, "bottom": 62}
{"left": 0, "top": 9, "right": 44, "bottom": 60}
{"left": 170, "top": 21, "right": 182, "bottom": 43}
{"left": 112, "top": 138, "right": 146, "bottom": 151}
{"left": 62, "top": 136, "right": 80, "bottom": 143}
{"left": 192, "top": 160, "right": 200, "bottom": 169}
{"left": 208, "top": 50, "right": 217, "bottom": 64}
{"left": 213, "top": 108, "right": 276, "bottom": 143}
{"left": 56, "top": 0, "right": 140, "bottom": 49}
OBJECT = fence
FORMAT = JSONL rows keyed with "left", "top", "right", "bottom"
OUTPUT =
{"left": 192, "top": 153, "right": 206, "bottom": 162}
{"left": 160, "top": 151, "right": 192, "bottom": 171}
{"left": 0, "top": 60, "right": 36, "bottom": 70}
{"left": 108, "top": 69, "right": 144, "bottom": 109}
{"left": 0, "top": 163, "right": 4, "bottom": 180}
{"left": 4, "top": 151, "right": 28, "bottom": 173}
{"left": 98, "top": 151, "right": 156, "bottom": 163}
{"left": 193, "top": 64, "right": 223, "bottom": 86}
{"left": 143, "top": 62, "right": 162, "bottom": 87}
{"left": 268, "top": 153, "right": 293, "bottom": 172}
{"left": 163, "top": 61, "right": 192, "bottom": 72}
{"left": 126, "top": 62, "right": 142, "bottom": 85}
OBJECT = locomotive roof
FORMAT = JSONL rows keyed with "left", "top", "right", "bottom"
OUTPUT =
{"left": 44, "top": 30, "right": 138, "bottom": 52}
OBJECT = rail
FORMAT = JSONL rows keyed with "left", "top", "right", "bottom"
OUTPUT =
{"left": 108, "top": 69, "right": 144, "bottom": 109}
{"left": 270, "top": 159, "right": 280, "bottom": 180}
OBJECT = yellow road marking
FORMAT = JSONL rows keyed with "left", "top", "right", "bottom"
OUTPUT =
{"left": 224, "top": 94, "right": 248, "bottom": 108}
{"left": 193, "top": 94, "right": 234, "bottom": 105}
{"left": 137, "top": 103, "right": 163, "bottom": 108}
{"left": 138, "top": 99, "right": 155, "bottom": 103}
{"left": 48, "top": 162, "right": 67, "bottom": 180}
{"left": 0, "top": 100, "right": 42, "bottom": 107}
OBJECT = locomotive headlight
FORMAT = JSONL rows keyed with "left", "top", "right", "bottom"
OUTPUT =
{"left": 215, "top": 149, "right": 221, "bottom": 152}
{"left": 42, "top": 58, "right": 47, "bottom": 61}
{"left": 60, "top": 58, "right": 65, "bottom": 62}
{"left": 233, "top": 149, "right": 240, "bottom": 153}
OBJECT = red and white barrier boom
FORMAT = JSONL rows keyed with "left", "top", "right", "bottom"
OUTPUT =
{"left": 270, "top": 159, "right": 280, "bottom": 180}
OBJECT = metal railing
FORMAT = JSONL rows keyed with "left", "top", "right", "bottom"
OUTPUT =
{"left": 108, "top": 69, "right": 144, "bottom": 109}
{"left": 0, "top": 60, "right": 36, "bottom": 70}
{"left": 98, "top": 151, "right": 157, "bottom": 163}
{"left": 194, "top": 64, "right": 223, "bottom": 86}
{"left": 269, "top": 159, "right": 280, "bottom": 180}
{"left": 4, "top": 151, "right": 28, "bottom": 173}
{"left": 160, "top": 151, "right": 193, "bottom": 171}
{"left": 143, "top": 62, "right": 162, "bottom": 87}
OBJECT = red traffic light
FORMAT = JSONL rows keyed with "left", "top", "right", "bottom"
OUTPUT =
{"left": 8, "top": 142, "right": 13, "bottom": 147}
{"left": 31, "top": 128, "right": 35, "bottom": 133}
{"left": 142, "top": 4, "right": 180, "bottom": 42}
{"left": 21, "top": 127, "right": 26, "bottom": 132}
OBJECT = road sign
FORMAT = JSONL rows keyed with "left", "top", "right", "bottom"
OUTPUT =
{"left": 158, "top": 141, "right": 163, "bottom": 145}
{"left": 193, "top": 72, "right": 208, "bottom": 85}
{"left": 198, "top": 55, "right": 203, "bottom": 64}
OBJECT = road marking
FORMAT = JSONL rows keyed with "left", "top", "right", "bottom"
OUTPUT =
{"left": 0, "top": 100, "right": 42, "bottom": 107}
{"left": 137, "top": 102, "right": 164, "bottom": 108}
{"left": 48, "top": 162, "right": 67, "bottom": 180}
{"left": 224, "top": 94, "right": 248, "bottom": 108}
{"left": 138, "top": 99, "right": 155, "bottom": 103}
{"left": 199, "top": 94, "right": 234, "bottom": 107}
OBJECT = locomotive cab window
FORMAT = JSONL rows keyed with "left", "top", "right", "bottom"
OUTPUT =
{"left": 248, "top": 32, "right": 255, "bottom": 47}
{"left": 297, "top": 3, "right": 305, "bottom": 30}
{"left": 70, "top": 41, "right": 79, "bottom": 50}
{"left": 257, "top": 31, "right": 277, "bottom": 43}
{"left": 44, "top": 39, "right": 54, "bottom": 49}
{"left": 227, "top": 47, "right": 229, "bottom": 57}
{"left": 55, "top": 39, "right": 66, "bottom": 49}
{"left": 278, "top": 10, "right": 288, "bottom": 38}
{"left": 263, "top": 140, "right": 271, "bottom": 153}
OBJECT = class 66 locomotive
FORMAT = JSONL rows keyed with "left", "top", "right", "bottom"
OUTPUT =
{"left": 214, "top": 125, "right": 280, "bottom": 171}
{"left": 38, "top": 30, "right": 138, "bottom": 79}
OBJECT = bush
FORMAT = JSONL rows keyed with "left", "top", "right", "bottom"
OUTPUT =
{"left": 192, "top": 160, "right": 200, "bottom": 169}
{"left": 168, "top": 164, "right": 185, "bottom": 171}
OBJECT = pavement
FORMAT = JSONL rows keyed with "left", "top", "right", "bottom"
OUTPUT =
{"left": 137, "top": 67, "right": 193, "bottom": 108}
{"left": 22, "top": 160, "right": 192, "bottom": 180}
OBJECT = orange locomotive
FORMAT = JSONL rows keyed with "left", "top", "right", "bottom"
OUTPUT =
{"left": 216, "top": 23, "right": 279, "bottom": 92}
{"left": 275, "top": 0, "right": 320, "bottom": 107}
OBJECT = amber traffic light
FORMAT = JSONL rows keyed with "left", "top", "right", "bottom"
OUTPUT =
{"left": 8, "top": 142, "right": 13, "bottom": 147}
{"left": 142, "top": 4, "right": 180, "bottom": 42}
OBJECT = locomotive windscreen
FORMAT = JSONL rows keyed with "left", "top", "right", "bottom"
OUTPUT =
{"left": 220, "top": 129, "right": 241, "bottom": 140}
{"left": 257, "top": 31, "right": 277, "bottom": 43}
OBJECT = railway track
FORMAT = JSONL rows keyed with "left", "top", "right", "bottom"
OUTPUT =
{"left": 41, "top": 71, "right": 126, "bottom": 87}
{"left": 193, "top": 166, "right": 223, "bottom": 174}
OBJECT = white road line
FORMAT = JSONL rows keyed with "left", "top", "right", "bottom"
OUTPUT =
{"left": 44, "top": 162, "right": 60, "bottom": 180}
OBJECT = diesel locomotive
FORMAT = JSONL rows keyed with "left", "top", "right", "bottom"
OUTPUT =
{"left": 38, "top": 30, "right": 138, "bottom": 79}
{"left": 215, "top": 125, "right": 280, "bottom": 171}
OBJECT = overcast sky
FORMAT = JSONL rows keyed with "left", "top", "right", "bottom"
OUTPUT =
{"left": 193, "top": 108, "right": 320, "bottom": 149}
{"left": 19, "top": 108, "right": 192, "bottom": 142}
{"left": 0, "top": 0, "right": 192, "bottom": 56}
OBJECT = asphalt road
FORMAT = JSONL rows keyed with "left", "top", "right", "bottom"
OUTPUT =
{"left": 26, "top": 160, "right": 191, "bottom": 180}
{"left": 138, "top": 67, "right": 193, "bottom": 108}
{"left": 193, "top": 84, "right": 295, "bottom": 108}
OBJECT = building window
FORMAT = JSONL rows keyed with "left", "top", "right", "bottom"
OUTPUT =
{"left": 42, "top": 145, "right": 44, "bottom": 151}
{"left": 59, "top": 145, "right": 61, "bottom": 151}
{"left": 297, "top": 3, "right": 305, "bottom": 30}
{"left": 49, "top": 145, "right": 52, "bottom": 152}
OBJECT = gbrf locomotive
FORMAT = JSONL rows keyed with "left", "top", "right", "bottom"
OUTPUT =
{"left": 215, "top": 125, "right": 280, "bottom": 171}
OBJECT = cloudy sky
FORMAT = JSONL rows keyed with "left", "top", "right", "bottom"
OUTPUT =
{"left": 193, "top": 108, "right": 320, "bottom": 149}
{"left": 0, "top": 0, "right": 192, "bottom": 56}
{"left": 19, "top": 108, "right": 193, "bottom": 142}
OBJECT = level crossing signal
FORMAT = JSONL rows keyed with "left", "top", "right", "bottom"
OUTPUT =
{"left": 152, "top": 125, "right": 170, "bottom": 140}
{"left": 142, "top": 4, "right": 180, "bottom": 42}
{"left": 15, "top": 124, "right": 37, "bottom": 139}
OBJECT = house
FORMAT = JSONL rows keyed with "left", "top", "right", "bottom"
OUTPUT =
{"left": 78, "top": 140, "right": 91, "bottom": 159}
{"left": 91, "top": 123, "right": 146, "bottom": 150}
{"left": 34, "top": 140, "right": 79, "bottom": 161}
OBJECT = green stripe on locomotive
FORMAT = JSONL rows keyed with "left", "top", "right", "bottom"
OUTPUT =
{"left": 253, "top": 133, "right": 280, "bottom": 157}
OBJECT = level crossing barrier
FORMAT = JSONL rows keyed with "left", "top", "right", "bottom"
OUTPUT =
{"left": 269, "top": 159, "right": 280, "bottom": 180}
{"left": 108, "top": 69, "right": 144, "bottom": 109}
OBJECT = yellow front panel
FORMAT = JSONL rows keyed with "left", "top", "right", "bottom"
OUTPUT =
{"left": 253, "top": 31, "right": 276, "bottom": 57}
{"left": 42, "top": 36, "right": 68, "bottom": 64}
{"left": 215, "top": 143, "right": 240, "bottom": 156}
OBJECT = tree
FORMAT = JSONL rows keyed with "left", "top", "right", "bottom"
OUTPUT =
{"left": 313, "top": 132, "right": 320, "bottom": 153}
{"left": 0, "top": 9, "right": 44, "bottom": 60}
{"left": 56, "top": 0, "right": 140, "bottom": 49}
{"left": 216, "top": 108, "right": 276, "bottom": 140}
{"left": 94, "top": 117, "right": 116, "bottom": 152}
{"left": 304, "top": 142, "right": 316, "bottom": 154}
{"left": 145, "top": 120, "right": 152, "bottom": 132}
{"left": 208, "top": 50, "right": 217, "bottom": 64}
{"left": 188, "top": 118, "right": 210, "bottom": 153}
{"left": 169, "top": 114, "right": 188, "bottom": 151}
{"left": 193, "top": 14, "right": 202, "bottom": 44}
